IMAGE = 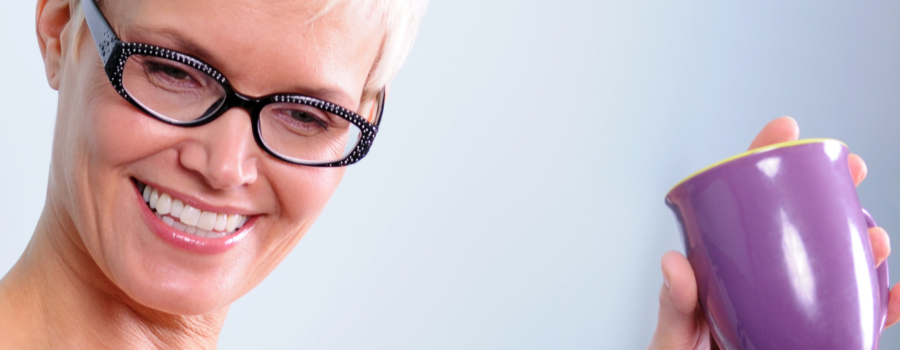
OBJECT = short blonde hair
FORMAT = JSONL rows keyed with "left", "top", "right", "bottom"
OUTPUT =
{"left": 67, "top": 0, "right": 427, "bottom": 104}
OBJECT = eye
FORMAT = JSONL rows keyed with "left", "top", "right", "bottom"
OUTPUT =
{"left": 287, "top": 110, "right": 328, "bottom": 129}
{"left": 266, "top": 105, "right": 333, "bottom": 137}
{"left": 142, "top": 59, "right": 203, "bottom": 89}
{"left": 263, "top": 103, "right": 349, "bottom": 139}
{"left": 148, "top": 62, "right": 190, "bottom": 80}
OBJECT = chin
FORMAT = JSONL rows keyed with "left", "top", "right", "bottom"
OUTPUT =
{"left": 108, "top": 255, "right": 247, "bottom": 316}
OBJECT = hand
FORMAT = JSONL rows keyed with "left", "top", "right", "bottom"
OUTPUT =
{"left": 647, "top": 117, "right": 900, "bottom": 350}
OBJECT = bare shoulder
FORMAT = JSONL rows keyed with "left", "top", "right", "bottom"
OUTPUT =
{"left": 0, "top": 276, "right": 44, "bottom": 349}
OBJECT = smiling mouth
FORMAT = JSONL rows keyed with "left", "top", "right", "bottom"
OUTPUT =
{"left": 135, "top": 180, "right": 247, "bottom": 239}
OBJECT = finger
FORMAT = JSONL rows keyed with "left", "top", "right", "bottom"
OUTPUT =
{"left": 868, "top": 227, "right": 890, "bottom": 268}
{"left": 848, "top": 153, "right": 868, "bottom": 187}
{"left": 662, "top": 251, "right": 699, "bottom": 316}
{"left": 886, "top": 283, "right": 900, "bottom": 328}
{"left": 748, "top": 117, "right": 800, "bottom": 151}
{"left": 649, "top": 251, "right": 703, "bottom": 349}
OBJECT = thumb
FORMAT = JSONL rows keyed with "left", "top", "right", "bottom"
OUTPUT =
{"left": 747, "top": 116, "right": 800, "bottom": 151}
{"left": 648, "top": 251, "right": 710, "bottom": 350}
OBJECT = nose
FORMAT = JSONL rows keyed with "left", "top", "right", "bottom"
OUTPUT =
{"left": 178, "top": 109, "right": 259, "bottom": 190}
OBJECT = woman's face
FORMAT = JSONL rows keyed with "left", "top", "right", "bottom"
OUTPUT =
{"left": 48, "top": 0, "right": 384, "bottom": 315}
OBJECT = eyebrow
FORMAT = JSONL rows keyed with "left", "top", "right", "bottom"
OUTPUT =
{"left": 121, "top": 27, "right": 359, "bottom": 109}
{"left": 121, "top": 26, "right": 218, "bottom": 68}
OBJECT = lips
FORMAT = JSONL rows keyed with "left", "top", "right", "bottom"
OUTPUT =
{"left": 137, "top": 180, "right": 247, "bottom": 239}
{"left": 134, "top": 179, "right": 255, "bottom": 254}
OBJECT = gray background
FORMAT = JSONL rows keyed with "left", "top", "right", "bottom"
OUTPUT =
{"left": 2, "top": 1, "right": 900, "bottom": 349}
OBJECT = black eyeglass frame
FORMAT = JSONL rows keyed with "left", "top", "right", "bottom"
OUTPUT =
{"left": 81, "top": 0, "right": 384, "bottom": 167}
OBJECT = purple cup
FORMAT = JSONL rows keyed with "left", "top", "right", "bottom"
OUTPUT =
{"left": 665, "top": 139, "right": 890, "bottom": 350}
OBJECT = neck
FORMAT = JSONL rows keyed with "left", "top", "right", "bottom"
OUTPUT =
{"left": 0, "top": 196, "right": 228, "bottom": 350}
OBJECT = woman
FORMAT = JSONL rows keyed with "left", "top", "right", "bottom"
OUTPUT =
{"left": 0, "top": 0, "right": 425, "bottom": 347}
{"left": 0, "top": 1, "right": 893, "bottom": 350}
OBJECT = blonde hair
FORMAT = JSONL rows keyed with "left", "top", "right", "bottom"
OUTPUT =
{"left": 67, "top": 0, "right": 427, "bottom": 104}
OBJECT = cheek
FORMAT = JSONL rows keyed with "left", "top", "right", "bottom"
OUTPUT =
{"left": 59, "top": 44, "right": 165, "bottom": 173}
{"left": 262, "top": 165, "right": 346, "bottom": 252}
{"left": 52, "top": 56, "right": 151, "bottom": 241}
{"left": 237, "top": 166, "right": 345, "bottom": 289}
{"left": 79, "top": 93, "right": 179, "bottom": 226}
{"left": 273, "top": 165, "right": 345, "bottom": 222}
{"left": 59, "top": 68, "right": 184, "bottom": 256}
{"left": 59, "top": 52, "right": 178, "bottom": 188}
{"left": 88, "top": 99, "right": 178, "bottom": 168}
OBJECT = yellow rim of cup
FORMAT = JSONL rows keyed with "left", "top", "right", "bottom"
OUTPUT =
{"left": 668, "top": 138, "right": 847, "bottom": 193}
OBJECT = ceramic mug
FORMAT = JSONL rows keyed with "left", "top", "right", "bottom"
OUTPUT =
{"left": 665, "top": 139, "right": 890, "bottom": 350}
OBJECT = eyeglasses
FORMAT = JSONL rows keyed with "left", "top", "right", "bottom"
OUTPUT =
{"left": 81, "top": 0, "right": 384, "bottom": 167}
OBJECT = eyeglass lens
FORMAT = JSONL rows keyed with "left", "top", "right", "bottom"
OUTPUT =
{"left": 121, "top": 54, "right": 362, "bottom": 163}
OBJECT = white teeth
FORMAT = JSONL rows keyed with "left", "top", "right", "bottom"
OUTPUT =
{"left": 197, "top": 211, "right": 217, "bottom": 231}
{"left": 214, "top": 214, "right": 227, "bottom": 232}
{"left": 170, "top": 199, "right": 184, "bottom": 218}
{"left": 149, "top": 189, "right": 159, "bottom": 209}
{"left": 156, "top": 194, "right": 172, "bottom": 215}
{"left": 207, "top": 230, "right": 228, "bottom": 239}
{"left": 180, "top": 205, "right": 201, "bottom": 227}
{"left": 138, "top": 181, "right": 248, "bottom": 239}
{"left": 225, "top": 214, "right": 239, "bottom": 232}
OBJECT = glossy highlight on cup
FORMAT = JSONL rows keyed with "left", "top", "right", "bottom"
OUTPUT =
{"left": 665, "top": 139, "right": 890, "bottom": 350}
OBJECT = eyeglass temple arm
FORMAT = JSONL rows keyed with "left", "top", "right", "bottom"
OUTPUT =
{"left": 373, "top": 87, "right": 386, "bottom": 127}
{"left": 81, "top": 0, "right": 119, "bottom": 66}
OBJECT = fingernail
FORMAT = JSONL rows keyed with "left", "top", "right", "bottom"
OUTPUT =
{"left": 663, "top": 274, "right": 671, "bottom": 290}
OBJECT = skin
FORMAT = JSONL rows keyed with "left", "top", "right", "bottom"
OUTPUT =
{"left": 0, "top": 1, "right": 884, "bottom": 349}
{"left": 648, "top": 117, "right": 900, "bottom": 350}
{"left": 0, "top": 0, "right": 384, "bottom": 348}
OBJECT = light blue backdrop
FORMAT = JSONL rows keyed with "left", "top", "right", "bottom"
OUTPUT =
{"left": 1, "top": 1, "right": 899, "bottom": 349}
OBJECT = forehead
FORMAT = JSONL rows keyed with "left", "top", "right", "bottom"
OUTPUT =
{"left": 105, "top": 0, "right": 385, "bottom": 106}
